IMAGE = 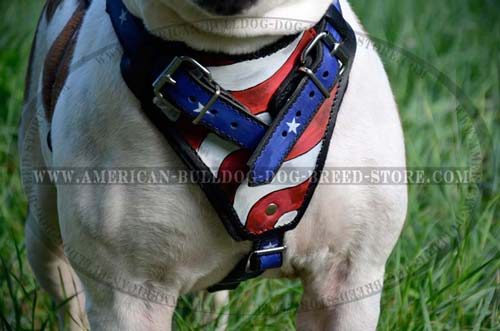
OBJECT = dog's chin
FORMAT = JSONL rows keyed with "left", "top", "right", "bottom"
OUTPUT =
{"left": 156, "top": 0, "right": 289, "bottom": 19}
{"left": 192, "top": 0, "right": 258, "bottom": 16}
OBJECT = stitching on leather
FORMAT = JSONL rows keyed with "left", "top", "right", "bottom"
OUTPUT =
{"left": 183, "top": 80, "right": 266, "bottom": 147}
{"left": 273, "top": 74, "right": 345, "bottom": 233}
{"left": 175, "top": 129, "right": 250, "bottom": 238}
{"left": 249, "top": 52, "right": 337, "bottom": 183}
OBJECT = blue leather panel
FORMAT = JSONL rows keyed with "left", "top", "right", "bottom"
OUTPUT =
{"left": 257, "top": 237, "right": 283, "bottom": 270}
{"left": 160, "top": 71, "right": 267, "bottom": 149}
{"left": 248, "top": 21, "right": 342, "bottom": 185}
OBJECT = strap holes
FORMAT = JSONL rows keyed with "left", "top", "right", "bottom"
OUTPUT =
{"left": 231, "top": 122, "right": 238, "bottom": 129}
{"left": 309, "top": 91, "right": 315, "bottom": 98}
{"left": 296, "top": 111, "right": 302, "bottom": 117}
{"left": 322, "top": 71, "right": 329, "bottom": 78}
{"left": 188, "top": 95, "right": 197, "bottom": 103}
{"left": 282, "top": 131, "right": 288, "bottom": 137}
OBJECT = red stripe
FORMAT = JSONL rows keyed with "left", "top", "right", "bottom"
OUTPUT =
{"left": 231, "top": 30, "right": 317, "bottom": 115}
{"left": 245, "top": 178, "right": 311, "bottom": 234}
{"left": 285, "top": 84, "right": 338, "bottom": 161}
{"left": 217, "top": 149, "right": 251, "bottom": 202}
{"left": 177, "top": 117, "right": 208, "bottom": 151}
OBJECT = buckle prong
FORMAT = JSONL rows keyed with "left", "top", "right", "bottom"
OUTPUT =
{"left": 299, "top": 67, "right": 331, "bottom": 98}
{"left": 192, "top": 85, "right": 220, "bottom": 125}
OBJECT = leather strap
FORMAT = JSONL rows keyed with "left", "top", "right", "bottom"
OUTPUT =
{"left": 207, "top": 235, "right": 285, "bottom": 292}
{"left": 153, "top": 61, "right": 268, "bottom": 149}
{"left": 248, "top": 12, "right": 346, "bottom": 185}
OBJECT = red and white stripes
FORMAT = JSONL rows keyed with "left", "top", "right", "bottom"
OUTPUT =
{"left": 178, "top": 29, "right": 337, "bottom": 235}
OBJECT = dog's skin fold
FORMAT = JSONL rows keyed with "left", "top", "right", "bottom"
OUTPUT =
{"left": 20, "top": 0, "right": 407, "bottom": 329}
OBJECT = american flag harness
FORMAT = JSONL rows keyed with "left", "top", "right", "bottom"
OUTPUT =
{"left": 107, "top": 0, "right": 356, "bottom": 291}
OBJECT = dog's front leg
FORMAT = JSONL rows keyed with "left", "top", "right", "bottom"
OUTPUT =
{"left": 289, "top": 181, "right": 406, "bottom": 330}
{"left": 296, "top": 263, "right": 384, "bottom": 331}
{"left": 291, "top": 183, "right": 405, "bottom": 330}
{"left": 80, "top": 274, "right": 177, "bottom": 331}
{"left": 55, "top": 189, "right": 181, "bottom": 330}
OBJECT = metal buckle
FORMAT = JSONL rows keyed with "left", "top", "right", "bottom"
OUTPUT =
{"left": 245, "top": 245, "right": 287, "bottom": 273}
{"left": 298, "top": 67, "right": 331, "bottom": 98}
{"left": 300, "top": 32, "right": 337, "bottom": 64}
{"left": 299, "top": 31, "right": 344, "bottom": 98}
{"left": 152, "top": 56, "right": 221, "bottom": 125}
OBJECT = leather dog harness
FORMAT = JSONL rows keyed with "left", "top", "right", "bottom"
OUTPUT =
{"left": 106, "top": 0, "right": 356, "bottom": 291}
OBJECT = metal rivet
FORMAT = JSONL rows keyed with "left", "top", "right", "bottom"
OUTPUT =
{"left": 265, "top": 203, "right": 278, "bottom": 216}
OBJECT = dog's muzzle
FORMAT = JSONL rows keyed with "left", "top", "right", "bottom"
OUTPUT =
{"left": 193, "top": 0, "right": 258, "bottom": 16}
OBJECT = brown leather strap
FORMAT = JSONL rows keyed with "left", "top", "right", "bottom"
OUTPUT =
{"left": 42, "top": 0, "right": 89, "bottom": 122}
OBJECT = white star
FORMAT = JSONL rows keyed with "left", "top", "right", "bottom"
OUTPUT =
{"left": 119, "top": 9, "right": 127, "bottom": 25}
{"left": 262, "top": 242, "right": 277, "bottom": 249}
{"left": 193, "top": 102, "right": 205, "bottom": 113}
{"left": 286, "top": 117, "right": 301, "bottom": 134}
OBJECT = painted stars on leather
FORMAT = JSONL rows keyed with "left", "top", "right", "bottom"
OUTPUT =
{"left": 262, "top": 241, "right": 279, "bottom": 249}
{"left": 119, "top": 9, "right": 127, "bottom": 25}
{"left": 193, "top": 102, "right": 205, "bottom": 113}
{"left": 286, "top": 117, "right": 301, "bottom": 134}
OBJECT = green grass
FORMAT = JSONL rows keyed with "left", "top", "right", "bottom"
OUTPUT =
{"left": 1, "top": 0, "right": 499, "bottom": 330}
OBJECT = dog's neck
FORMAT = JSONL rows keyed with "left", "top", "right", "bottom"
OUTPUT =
{"left": 122, "top": 0, "right": 333, "bottom": 54}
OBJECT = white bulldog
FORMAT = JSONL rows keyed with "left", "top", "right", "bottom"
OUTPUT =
{"left": 20, "top": 0, "right": 407, "bottom": 329}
